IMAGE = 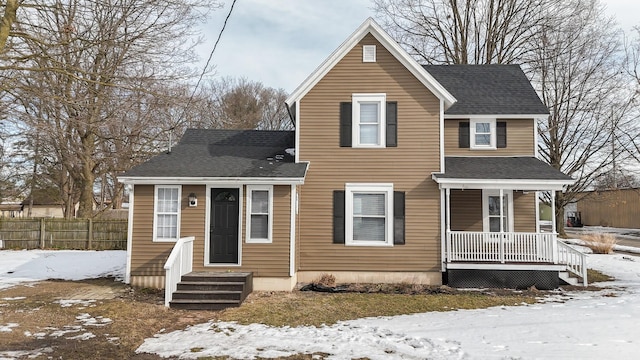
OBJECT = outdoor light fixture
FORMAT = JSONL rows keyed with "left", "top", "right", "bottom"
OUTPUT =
{"left": 188, "top": 193, "right": 197, "bottom": 207}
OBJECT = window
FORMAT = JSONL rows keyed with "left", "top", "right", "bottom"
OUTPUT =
{"left": 363, "top": 45, "right": 376, "bottom": 62}
{"left": 153, "top": 185, "right": 181, "bottom": 242}
{"left": 482, "top": 190, "right": 513, "bottom": 233}
{"left": 352, "top": 94, "right": 386, "bottom": 148}
{"left": 345, "top": 183, "right": 393, "bottom": 246}
{"left": 470, "top": 119, "right": 496, "bottom": 149}
{"left": 246, "top": 185, "right": 273, "bottom": 243}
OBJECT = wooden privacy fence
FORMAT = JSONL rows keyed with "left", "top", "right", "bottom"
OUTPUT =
{"left": 0, "top": 218, "right": 127, "bottom": 250}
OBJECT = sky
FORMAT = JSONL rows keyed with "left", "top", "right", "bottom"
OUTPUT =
{"left": 2, "top": 246, "right": 640, "bottom": 358}
{"left": 196, "top": 0, "right": 640, "bottom": 93}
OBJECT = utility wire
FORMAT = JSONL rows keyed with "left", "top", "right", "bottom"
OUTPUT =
{"left": 170, "top": 0, "right": 238, "bottom": 132}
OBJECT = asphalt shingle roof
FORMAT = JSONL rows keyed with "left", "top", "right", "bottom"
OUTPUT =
{"left": 434, "top": 157, "right": 573, "bottom": 181}
{"left": 122, "top": 129, "right": 307, "bottom": 179}
{"left": 424, "top": 64, "right": 549, "bottom": 116}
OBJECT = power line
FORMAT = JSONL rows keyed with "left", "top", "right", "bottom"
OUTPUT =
{"left": 171, "top": 0, "right": 238, "bottom": 131}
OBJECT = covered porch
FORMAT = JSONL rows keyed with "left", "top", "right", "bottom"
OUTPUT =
{"left": 433, "top": 157, "right": 585, "bottom": 287}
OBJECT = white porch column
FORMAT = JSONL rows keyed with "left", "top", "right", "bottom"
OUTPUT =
{"left": 440, "top": 188, "right": 450, "bottom": 271}
{"left": 551, "top": 190, "right": 559, "bottom": 263}
{"left": 499, "top": 188, "right": 505, "bottom": 263}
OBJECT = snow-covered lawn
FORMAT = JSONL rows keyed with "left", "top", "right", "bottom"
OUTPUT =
{"left": 1, "top": 249, "right": 640, "bottom": 359}
{"left": 0, "top": 250, "right": 125, "bottom": 290}
{"left": 138, "top": 254, "right": 640, "bottom": 359}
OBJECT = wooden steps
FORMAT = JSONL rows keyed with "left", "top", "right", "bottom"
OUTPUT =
{"left": 169, "top": 272, "right": 252, "bottom": 310}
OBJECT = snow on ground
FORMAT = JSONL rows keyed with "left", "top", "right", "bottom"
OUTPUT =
{"left": 138, "top": 253, "right": 640, "bottom": 359}
{"left": 0, "top": 250, "right": 125, "bottom": 290}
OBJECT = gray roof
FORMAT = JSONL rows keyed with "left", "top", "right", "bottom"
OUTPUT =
{"left": 433, "top": 157, "right": 573, "bottom": 181}
{"left": 424, "top": 65, "right": 549, "bottom": 116}
{"left": 122, "top": 129, "right": 307, "bottom": 179}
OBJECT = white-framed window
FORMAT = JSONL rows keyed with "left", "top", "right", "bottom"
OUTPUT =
{"left": 363, "top": 45, "right": 376, "bottom": 62}
{"left": 246, "top": 185, "right": 273, "bottom": 243}
{"left": 153, "top": 185, "right": 181, "bottom": 242}
{"left": 345, "top": 183, "right": 393, "bottom": 246}
{"left": 470, "top": 118, "right": 496, "bottom": 149}
{"left": 482, "top": 189, "right": 514, "bottom": 233}
{"left": 352, "top": 93, "right": 386, "bottom": 148}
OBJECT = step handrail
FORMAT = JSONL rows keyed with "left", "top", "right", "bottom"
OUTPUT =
{"left": 557, "top": 241, "right": 588, "bottom": 286}
{"left": 163, "top": 236, "right": 195, "bottom": 307}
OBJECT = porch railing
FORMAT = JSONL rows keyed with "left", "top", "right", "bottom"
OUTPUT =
{"left": 447, "top": 231, "right": 557, "bottom": 263}
{"left": 557, "top": 241, "right": 588, "bottom": 286}
{"left": 163, "top": 236, "right": 195, "bottom": 307}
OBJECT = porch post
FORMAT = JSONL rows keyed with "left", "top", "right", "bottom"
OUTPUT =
{"left": 440, "top": 188, "right": 449, "bottom": 271}
{"left": 499, "top": 188, "right": 505, "bottom": 263}
{"left": 551, "top": 190, "right": 559, "bottom": 263}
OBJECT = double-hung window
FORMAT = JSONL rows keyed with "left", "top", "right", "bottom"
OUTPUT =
{"left": 246, "top": 185, "right": 273, "bottom": 243}
{"left": 345, "top": 183, "right": 393, "bottom": 246}
{"left": 153, "top": 185, "right": 181, "bottom": 242}
{"left": 352, "top": 94, "right": 386, "bottom": 148}
{"left": 470, "top": 119, "right": 496, "bottom": 149}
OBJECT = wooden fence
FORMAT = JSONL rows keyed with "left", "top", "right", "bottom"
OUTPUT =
{"left": 577, "top": 188, "right": 640, "bottom": 229}
{"left": 0, "top": 218, "right": 127, "bottom": 250}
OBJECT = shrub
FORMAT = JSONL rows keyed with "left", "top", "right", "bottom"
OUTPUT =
{"left": 582, "top": 233, "right": 617, "bottom": 254}
{"left": 313, "top": 273, "right": 336, "bottom": 287}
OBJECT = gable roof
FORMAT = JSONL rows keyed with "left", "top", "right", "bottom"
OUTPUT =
{"left": 432, "top": 157, "right": 574, "bottom": 190}
{"left": 423, "top": 65, "right": 549, "bottom": 116}
{"left": 285, "top": 18, "right": 456, "bottom": 110}
{"left": 119, "top": 129, "right": 307, "bottom": 183}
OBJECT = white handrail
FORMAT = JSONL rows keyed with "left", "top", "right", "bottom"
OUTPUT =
{"left": 557, "top": 241, "right": 588, "bottom": 286}
{"left": 163, "top": 236, "right": 195, "bottom": 307}
{"left": 447, "top": 231, "right": 556, "bottom": 263}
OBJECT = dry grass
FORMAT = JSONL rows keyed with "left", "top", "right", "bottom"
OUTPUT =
{"left": 313, "top": 273, "right": 336, "bottom": 287}
{"left": 219, "top": 290, "right": 536, "bottom": 327}
{"left": 587, "top": 268, "right": 615, "bottom": 284}
{"left": 582, "top": 232, "right": 618, "bottom": 254}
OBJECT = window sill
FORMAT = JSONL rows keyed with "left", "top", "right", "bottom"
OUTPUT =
{"left": 246, "top": 238, "right": 272, "bottom": 244}
{"left": 345, "top": 241, "right": 393, "bottom": 247}
{"left": 470, "top": 146, "right": 497, "bottom": 150}
{"left": 153, "top": 238, "right": 179, "bottom": 243}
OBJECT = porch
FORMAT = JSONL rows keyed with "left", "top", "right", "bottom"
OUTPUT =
{"left": 432, "top": 157, "right": 585, "bottom": 288}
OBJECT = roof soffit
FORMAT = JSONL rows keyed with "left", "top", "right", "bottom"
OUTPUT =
{"left": 285, "top": 17, "right": 456, "bottom": 108}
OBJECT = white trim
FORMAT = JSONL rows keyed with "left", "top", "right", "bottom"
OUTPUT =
{"left": 352, "top": 93, "right": 386, "bottom": 148}
{"left": 362, "top": 44, "right": 376, "bottom": 62}
{"left": 482, "top": 189, "right": 514, "bottom": 232}
{"left": 440, "top": 188, "right": 448, "bottom": 271}
{"left": 446, "top": 263, "right": 566, "bottom": 271}
{"left": 204, "top": 184, "right": 243, "bottom": 267}
{"left": 295, "top": 101, "right": 301, "bottom": 163}
{"left": 119, "top": 175, "right": 306, "bottom": 185}
{"left": 125, "top": 184, "right": 134, "bottom": 284}
{"left": 444, "top": 114, "right": 548, "bottom": 119}
{"left": 432, "top": 175, "right": 574, "bottom": 191}
{"left": 439, "top": 99, "right": 445, "bottom": 172}
{"left": 245, "top": 185, "right": 273, "bottom": 244}
{"left": 285, "top": 18, "right": 456, "bottom": 109}
{"left": 345, "top": 183, "right": 394, "bottom": 247}
{"left": 535, "top": 191, "right": 541, "bottom": 233}
{"left": 152, "top": 185, "right": 181, "bottom": 242}
{"left": 470, "top": 118, "right": 496, "bottom": 150}
{"left": 289, "top": 185, "right": 297, "bottom": 277}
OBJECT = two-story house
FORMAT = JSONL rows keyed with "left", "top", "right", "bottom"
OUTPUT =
{"left": 119, "top": 18, "right": 583, "bottom": 309}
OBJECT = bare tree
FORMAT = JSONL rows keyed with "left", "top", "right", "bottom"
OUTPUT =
{"left": 0, "top": 0, "right": 19, "bottom": 50}
{"left": 2, "top": 0, "right": 218, "bottom": 217}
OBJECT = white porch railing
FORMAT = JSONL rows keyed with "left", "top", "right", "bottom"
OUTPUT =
{"left": 447, "top": 231, "right": 557, "bottom": 263}
{"left": 163, "top": 236, "right": 195, "bottom": 307}
{"left": 557, "top": 241, "right": 588, "bottom": 286}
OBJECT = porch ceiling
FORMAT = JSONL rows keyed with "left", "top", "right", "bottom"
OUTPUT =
{"left": 432, "top": 157, "right": 574, "bottom": 191}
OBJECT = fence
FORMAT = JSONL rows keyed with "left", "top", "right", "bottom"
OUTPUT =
{"left": 0, "top": 218, "right": 127, "bottom": 250}
{"left": 577, "top": 188, "right": 640, "bottom": 229}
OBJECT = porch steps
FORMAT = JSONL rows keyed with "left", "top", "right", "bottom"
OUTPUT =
{"left": 169, "top": 272, "right": 253, "bottom": 310}
{"left": 558, "top": 271, "right": 580, "bottom": 286}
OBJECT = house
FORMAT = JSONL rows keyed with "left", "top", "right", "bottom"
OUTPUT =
{"left": 21, "top": 190, "right": 65, "bottom": 218}
{"left": 119, "top": 18, "right": 584, "bottom": 309}
{"left": 0, "top": 203, "right": 23, "bottom": 218}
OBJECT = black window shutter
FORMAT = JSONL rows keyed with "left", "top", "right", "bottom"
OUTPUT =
{"left": 333, "top": 190, "right": 345, "bottom": 244}
{"left": 459, "top": 121, "right": 470, "bottom": 148}
{"left": 393, "top": 191, "right": 405, "bottom": 245}
{"left": 386, "top": 101, "right": 397, "bottom": 147}
{"left": 497, "top": 121, "right": 507, "bottom": 148}
{"left": 339, "top": 102, "right": 352, "bottom": 147}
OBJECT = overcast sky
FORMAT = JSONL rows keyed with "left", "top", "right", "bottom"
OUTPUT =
{"left": 196, "top": 0, "right": 639, "bottom": 93}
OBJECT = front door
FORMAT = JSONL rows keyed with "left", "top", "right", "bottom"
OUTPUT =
{"left": 210, "top": 188, "right": 239, "bottom": 264}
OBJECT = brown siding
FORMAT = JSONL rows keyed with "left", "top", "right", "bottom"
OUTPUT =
{"left": 131, "top": 184, "right": 291, "bottom": 278}
{"left": 444, "top": 119, "right": 535, "bottom": 156}
{"left": 578, "top": 189, "right": 640, "bottom": 228}
{"left": 297, "top": 34, "right": 441, "bottom": 272}
{"left": 450, "top": 190, "right": 482, "bottom": 231}
{"left": 513, "top": 191, "right": 536, "bottom": 232}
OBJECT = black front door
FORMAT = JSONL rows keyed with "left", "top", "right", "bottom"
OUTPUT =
{"left": 210, "top": 188, "right": 239, "bottom": 264}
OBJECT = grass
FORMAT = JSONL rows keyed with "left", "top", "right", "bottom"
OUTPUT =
{"left": 218, "top": 291, "right": 536, "bottom": 327}
{"left": 581, "top": 232, "right": 618, "bottom": 254}
{"left": 588, "top": 268, "right": 614, "bottom": 284}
